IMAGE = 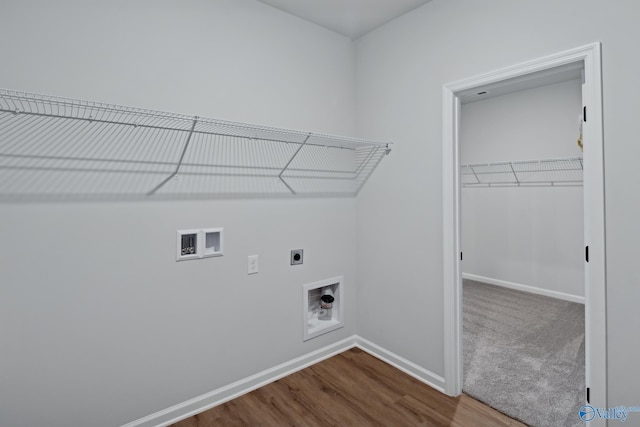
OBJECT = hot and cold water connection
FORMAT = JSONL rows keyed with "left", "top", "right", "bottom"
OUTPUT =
{"left": 176, "top": 228, "right": 223, "bottom": 261}
{"left": 181, "top": 233, "right": 197, "bottom": 256}
{"left": 319, "top": 286, "right": 335, "bottom": 321}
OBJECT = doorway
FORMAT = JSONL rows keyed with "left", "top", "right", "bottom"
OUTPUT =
{"left": 459, "top": 75, "right": 585, "bottom": 425}
{"left": 442, "top": 43, "right": 606, "bottom": 419}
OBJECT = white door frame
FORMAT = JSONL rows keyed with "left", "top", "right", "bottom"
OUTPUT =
{"left": 442, "top": 42, "right": 606, "bottom": 417}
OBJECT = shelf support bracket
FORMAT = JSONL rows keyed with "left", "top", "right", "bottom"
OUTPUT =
{"left": 278, "top": 133, "right": 311, "bottom": 195}
{"left": 147, "top": 116, "right": 198, "bottom": 196}
{"left": 509, "top": 163, "right": 520, "bottom": 186}
{"left": 469, "top": 165, "right": 481, "bottom": 184}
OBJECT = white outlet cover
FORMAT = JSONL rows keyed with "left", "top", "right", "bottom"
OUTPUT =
{"left": 248, "top": 255, "right": 259, "bottom": 275}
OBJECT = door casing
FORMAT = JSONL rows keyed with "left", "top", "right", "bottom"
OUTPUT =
{"left": 442, "top": 42, "right": 606, "bottom": 423}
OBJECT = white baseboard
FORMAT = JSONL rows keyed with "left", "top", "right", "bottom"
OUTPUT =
{"left": 462, "top": 273, "right": 585, "bottom": 304}
{"left": 121, "top": 335, "right": 445, "bottom": 427}
{"left": 354, "top": 336, "right": 445, "bottom": 393}
{"left": 121, "top": 337, "right": 357, "bottom": 427}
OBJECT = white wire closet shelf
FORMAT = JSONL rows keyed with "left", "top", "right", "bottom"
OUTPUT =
{"left": 461, "top": 157, "right": 583, "bottom": 187}
{"left": 0, "top": 89, "right": 392, "bottom": 201}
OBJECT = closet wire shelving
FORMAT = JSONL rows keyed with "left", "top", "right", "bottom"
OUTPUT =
{"left": 0, "top": 89, "right": 392, "bottom": 201}
{"left": 461, "top": 157, "right": 583, "bottom": 187}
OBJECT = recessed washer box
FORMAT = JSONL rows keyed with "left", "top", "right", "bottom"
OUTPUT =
{"left": 176, "top": 228, "right": 224, "bottom": 261}
{"left": 303, "top": 276, "right": 344, "bottom": 341}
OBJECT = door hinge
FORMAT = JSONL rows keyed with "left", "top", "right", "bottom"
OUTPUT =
{"left": 583, "top": 106, "right": 587, "bottom": 122}
{"left": 586, "top": 387, "right": 590, "bottom": 404}
{"left": 586, "top": 246, "right": 589, "bottom": 263}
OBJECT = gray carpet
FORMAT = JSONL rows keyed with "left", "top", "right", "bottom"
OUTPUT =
{"left": 463, "top": 279, "right": 585, "bottom": 427}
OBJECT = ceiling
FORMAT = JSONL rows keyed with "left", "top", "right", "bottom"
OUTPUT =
{"left": 256, "top": 0, "right": 432, "bottom": 40}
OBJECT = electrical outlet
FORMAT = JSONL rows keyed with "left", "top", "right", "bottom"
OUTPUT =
{"left": 248, "top": 255, "right": 258, "bottom": 275}
{"left": 291, "top": 249, "right": 303, "bottom": 265}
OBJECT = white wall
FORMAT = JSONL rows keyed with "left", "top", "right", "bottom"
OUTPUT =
{"left": 356, "top": 0, "right": 640, "bottom": 409}
{"left": 0, "top": 2, "right": 357, "bottom": 427}
{"left": 461, "top": 80, "right": 584, "bottom": 299}
{"left": 4, "top": 1, "right": 640, "bottom": 424}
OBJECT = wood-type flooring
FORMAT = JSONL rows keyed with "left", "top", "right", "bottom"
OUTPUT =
{"left": 171, "top": 348, "right": 524, "bottom": 426}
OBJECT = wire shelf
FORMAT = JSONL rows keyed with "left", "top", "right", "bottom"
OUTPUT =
{"left": 461, "top": 157, "right": 583, "bottom": 187}
{"left": 0, "top": 89, "right": 392, "bottom": 201}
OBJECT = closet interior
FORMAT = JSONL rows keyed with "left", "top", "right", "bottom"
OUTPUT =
{"left": 459, "top": 75, "right": 586, "bottom": 426}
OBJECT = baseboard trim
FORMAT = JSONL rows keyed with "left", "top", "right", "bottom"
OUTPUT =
{"left": 462, "top": 273, "right": 585, "bottom": 304}
{"left": 354, "top": 336, "right": 445, "bottom": 393}
{"left": 121, "top": 337, "right": 357, "bottom": 427}
{"left": 121, "top": 335, "right": 445, "bottom": 427}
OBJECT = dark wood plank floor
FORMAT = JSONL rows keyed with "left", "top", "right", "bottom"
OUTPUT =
{"left": 171, "top": 348, "right": 525, "bottom": 427}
